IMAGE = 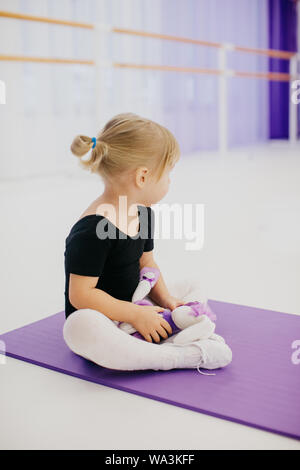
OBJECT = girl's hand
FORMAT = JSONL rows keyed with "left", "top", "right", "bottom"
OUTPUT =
{"left": 163, "top": 295, "right": 185, "bottom": 311}
{"left": 131, "top": 305, "right": 172, "bottom": 343}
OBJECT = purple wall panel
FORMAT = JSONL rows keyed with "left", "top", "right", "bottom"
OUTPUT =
{"left": 161, "top": 0, "right": 270, "bottom": 152}
{"left": 269, "top": 0, "right": 298, "bottom": 139}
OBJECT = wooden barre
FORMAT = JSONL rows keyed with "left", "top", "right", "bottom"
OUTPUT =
{"left": 235, "top": 70, "right": 291, "bottom": 82}
{"left": 114, "top": 63, "right": 222, "bottom": 75}
{"left": 113, "top": 27, "right": 297, "bottom": 60}
{"left": 0, "top": 55, "right": 296, "bottom": 82}
{"left": 235, "top": 45, "right": 295, "bottom": 60}
{"left": 116, "top": 63, "right": 295, "bottom": 81}
{"left": 112, "top": 27, "right": 221, "bottom": 49}
{"left": 0, "top": 55, "right": 94, "bottom": 65}
{"left": 0, "top": 10, "right": 297, "bottom": 61}
{"left": 0, "top": 10, "right": 93, "bottom": 29}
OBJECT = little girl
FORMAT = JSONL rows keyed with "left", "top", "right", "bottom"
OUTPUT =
{"left": 63, "top": 113, "right": 232, "bottom": 372}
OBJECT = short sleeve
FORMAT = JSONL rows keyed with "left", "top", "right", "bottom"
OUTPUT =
{"left": 65, "top": 234, "right": 111, "bottom": 277}
{"left": 142, "top": 206, "right": 154, "bottom": 252}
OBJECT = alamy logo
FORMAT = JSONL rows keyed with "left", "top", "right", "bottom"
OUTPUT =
{"left": 291, "top": 80, "right": 300, "bottom": 105}
{"left": 291, "top": 340, "right": 300, "bottom": 365}
{"left": 0, "top": 80, "right": 6, "bottom": 104}
{"left": 94, "top": 198, "right": 205, "bottom": 251}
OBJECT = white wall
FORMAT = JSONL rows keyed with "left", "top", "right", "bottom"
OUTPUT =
{"left": 0, "top": 0, "right": 270, "bottom": 181}
{"left": 0, "top": 0, "right": 164, "bottom": 180}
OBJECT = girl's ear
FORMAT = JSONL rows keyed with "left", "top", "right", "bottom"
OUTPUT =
{"left": 135, "top": 167, "right": 149, "bottom": 188}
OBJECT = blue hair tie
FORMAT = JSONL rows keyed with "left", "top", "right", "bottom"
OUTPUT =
{"left": 91, "top": 137, "right": 97, "bottom": 149}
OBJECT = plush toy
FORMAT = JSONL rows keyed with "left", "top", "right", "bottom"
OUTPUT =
{"left": 118, "top": 267, "right": 220, "bottom": 345}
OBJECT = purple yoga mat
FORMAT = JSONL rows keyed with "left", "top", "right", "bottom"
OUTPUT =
{"left": 0, "top": 300, "right": 299, "bottom": 440}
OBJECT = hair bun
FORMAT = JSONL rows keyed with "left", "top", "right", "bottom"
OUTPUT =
{"left": 70, "top": 135, "right": 92, "bottom": 157}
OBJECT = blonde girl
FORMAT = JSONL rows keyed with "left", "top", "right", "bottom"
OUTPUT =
{"left": 63, "top": 113, "right": 232, "bottom": 372}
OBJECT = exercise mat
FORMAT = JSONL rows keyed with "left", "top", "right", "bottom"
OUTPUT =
{"left": 0, "top": 300, "right": 299, "bottom": 440}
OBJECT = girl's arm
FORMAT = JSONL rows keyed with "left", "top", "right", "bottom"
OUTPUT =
{"left": 69, "top": 273, "right": 170, "bottom": 342}
{"left": 139, "top": 251, "right": 184, "bottom": 310}
{"left": 69, "top": 273, "right": 139, "bottom": 324}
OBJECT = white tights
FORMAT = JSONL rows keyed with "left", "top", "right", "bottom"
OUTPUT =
{"left": 63, "top": 279, "right": 207, "bottom": 372}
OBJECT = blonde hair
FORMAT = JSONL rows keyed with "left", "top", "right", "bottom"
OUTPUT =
{"left": 70, "top": 113, "right": 180, "bottom": 182}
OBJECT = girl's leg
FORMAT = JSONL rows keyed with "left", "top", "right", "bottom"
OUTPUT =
{"left": 63, "top": 308, "right": 207, "bottom": 371}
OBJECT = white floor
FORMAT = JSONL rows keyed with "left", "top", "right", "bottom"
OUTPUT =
{"left": 1, "top": 141, "right": 300, "bottom": 450}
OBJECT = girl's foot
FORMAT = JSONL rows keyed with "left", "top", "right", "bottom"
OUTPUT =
{"left": 183, "top": 338, "right": 232, "bottom": 370}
